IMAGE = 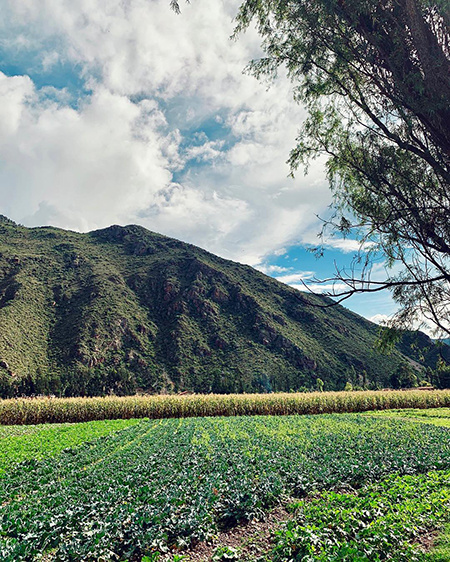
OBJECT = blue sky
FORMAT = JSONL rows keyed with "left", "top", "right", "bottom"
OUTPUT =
{"left": 0, "top": 0, "right": 397, "bottom": 324}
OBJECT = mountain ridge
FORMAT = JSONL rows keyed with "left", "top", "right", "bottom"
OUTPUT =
{"left": 0, "top": 219, "right": 446, "bottom": 397}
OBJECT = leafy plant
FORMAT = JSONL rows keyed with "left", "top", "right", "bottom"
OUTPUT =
{"left": 141, "top": 554, "right": 160, "bottom": 562}
{"left": 212, "top": 545, "right": 241, "bottom": 561}
{"left": 0, "top": 417, "right": 140, "bottom": 474}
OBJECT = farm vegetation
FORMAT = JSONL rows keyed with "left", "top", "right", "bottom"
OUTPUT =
{"left": 0, "top": 418, "right": 140, "bottom": 475}
{"left": 2, "top": 413, "right": 450, "bottom": 561}
{"left": 2, "top": 389, "right": 450, "bottom": 425}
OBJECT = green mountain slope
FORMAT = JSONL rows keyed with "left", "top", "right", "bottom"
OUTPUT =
{"left": 0, "top": 216, "right": 446, "bottom": 396}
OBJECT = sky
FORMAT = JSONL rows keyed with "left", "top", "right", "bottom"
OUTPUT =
{"left": 0, "top": 0, "right": 398, "bottom": 324}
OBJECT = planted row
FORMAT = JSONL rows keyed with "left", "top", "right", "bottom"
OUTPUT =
{"left": 2, "top": 389, "right": 450, "bottom": 425}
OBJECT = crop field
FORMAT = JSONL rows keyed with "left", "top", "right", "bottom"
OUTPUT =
{"left": 367, "top": 407, "right": 450, "bottom": 428}
{"left": 0, "top": 418, "right": 140, "bottom": 476}
{"left": 2, "top": 389, "right": 450, "bottom": 425}
{"left": 2, "top": 413, "right": 450, "bottom": 561}
{"left": 272, "top": 469, "right": 450, "bottom": 561}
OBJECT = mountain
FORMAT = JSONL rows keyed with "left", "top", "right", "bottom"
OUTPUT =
{"left": 0, "top": 217, "right": 447, "bottom": 397}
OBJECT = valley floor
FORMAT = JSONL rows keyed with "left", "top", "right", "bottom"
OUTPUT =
{"left": 1, "top": 408, "right": 450, "bottom": 561}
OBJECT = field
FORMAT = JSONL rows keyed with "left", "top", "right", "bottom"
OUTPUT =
{"left": 367, "top": 407, "right": 450, "bottom": 428}
{"left": 0, "top": 418, "right": 140, "bottom": 476}
{"left": 2, "top": 409, "right": 450, "bottom": 561}
{"left": 2, "top": 389, "right": 450, "bottom": 425}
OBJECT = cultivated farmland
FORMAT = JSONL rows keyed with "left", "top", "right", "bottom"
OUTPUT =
{"left": 0, "top": 418, "right": 140, "bottom": 475}
{"left": 2, "top": 389, "right": 450, "bottom": 425}
{"left": 2, "top": 413, "right": 450, "bottom": 561}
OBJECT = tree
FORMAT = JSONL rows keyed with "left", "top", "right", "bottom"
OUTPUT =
{"left": 390, "top": 361, "right": 418, "bottom": 388}
{"left": 233, "top": 0, "right": 450, "bottom": 336}
{"left": 174, "top": 0, "right": 450, "bottom": 336}
{"left": 432, "top": 359, "right": 450, "bottom": 388}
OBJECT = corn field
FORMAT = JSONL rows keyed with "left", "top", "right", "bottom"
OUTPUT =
{"left": 1, "top": 389, "right": 450, "bottom": 425}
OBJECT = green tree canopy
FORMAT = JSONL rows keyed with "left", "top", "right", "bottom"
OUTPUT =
{"left": 390, "top": 361, "right": 418, "bottom": 388}
{"left": 233, "top": 0, "right": 450, "bottom": 336}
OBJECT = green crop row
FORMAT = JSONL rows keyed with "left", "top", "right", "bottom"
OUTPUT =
{"left": 2, "top": 414, "right": 450, "bottom": 561}
{"left": 0, "top": 418, "right": 140, "bottom": 475}
{"left": 271, "top": 470, "right": 450, "bottom": 561}
{"left": 368, "top": 407, "right": 450, "bottom": 428}
{"left": 2, "top": 389, "right": 450, "bottom": 425}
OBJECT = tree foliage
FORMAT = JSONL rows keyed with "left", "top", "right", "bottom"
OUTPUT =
{"left": 390, "top": 361, "right": 418, "bottom": 388}
{"left": 208, "top": 0, "right": 450, "bottom": 336}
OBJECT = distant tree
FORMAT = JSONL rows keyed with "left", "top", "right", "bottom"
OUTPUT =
{"left": 344, "top": 381, "right": 354, "bottom": 391}
{"left": 256, "top": 372, "right": 273, "bottom": 393}
{"left": 173, "top": 0, "right": 450, "bottom": 336}
{"left": 0, "top": 372, "right": 12, "bottom": 399}
{"left": 390, "top": 362, "right": 418, "bottom": 388}
{"left": 316, "top": 377, "right": 324, "bottom": 392}
{"left": 424, "top": 365, "right": 434, "bottom": 384}
{"left": 432, "top": 359, "right": 450, "bottom": 388}
{"left": 362, "top": 370, "right": 368, "bottom": 388}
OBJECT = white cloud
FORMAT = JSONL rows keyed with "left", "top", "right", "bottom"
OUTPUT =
{"left": 290, "top": 282, "right": 349, "bottom": 294}
{"left": 255, "top": 264, "right": 290, "bottom": 274}
{"left": 324, "top": 238, "right": 365, "bottom": 253}
{"left": 369, "top": 312, "right": 442, "bottom": 338}
{"left": 369, "top": 313, "right": 392, "bottom": 326}
{"left": 0, "top": 73, "right": 34, "bottom": 138}
{"left": 298, "top": 235, "right": 376, "bottom": 254}
{"left": 0, "top": 0, "right": 262, "bottom": 103}
{"left": 184, "top": 140, "right": 225, "bottom": 163}
{"left": 275, "top": 272, "right": 315, "bottom": 284}
{"left": 140, "top": 184, "right": 251, "bottom": 245}
{"left": 0, "top": 0, "right": 332, "bottom": 265}
{"left": 0, "top": 74, "right": 173, "bottom": 230}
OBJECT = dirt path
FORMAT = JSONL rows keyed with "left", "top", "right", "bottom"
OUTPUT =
{"left": 161, "top": 505, "right": 293, "bottom": 561}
